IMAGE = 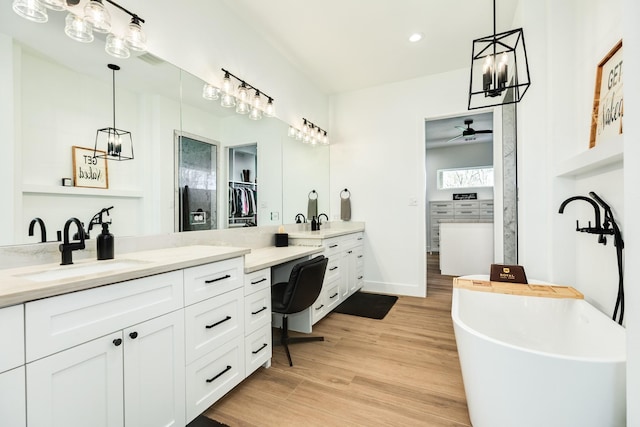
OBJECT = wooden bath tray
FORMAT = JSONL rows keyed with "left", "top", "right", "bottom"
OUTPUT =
{"left": 453, "top": 277, "right": 584, "bottom": 299}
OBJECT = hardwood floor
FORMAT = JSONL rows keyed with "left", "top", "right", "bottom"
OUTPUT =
{"left": 204, "top": 254, "right": 470, "bottom": 426}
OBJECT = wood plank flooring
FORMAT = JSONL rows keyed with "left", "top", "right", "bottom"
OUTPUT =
{"left": 203, "top": 254, "right": 471, "bottom": 426}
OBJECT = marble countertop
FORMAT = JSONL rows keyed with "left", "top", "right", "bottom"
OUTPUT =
{"left": 244, "top": 245, "right": 324, "bottom": 273}
{"left": 0, "top": 245, "right": 250, "bottom": 308}
{"left": 286, "top": 222, "right": 365, "bottom": 240}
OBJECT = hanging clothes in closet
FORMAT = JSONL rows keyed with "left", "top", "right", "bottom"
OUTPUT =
{"left": 229, "top": 185, "right": 257, "bottom": 217}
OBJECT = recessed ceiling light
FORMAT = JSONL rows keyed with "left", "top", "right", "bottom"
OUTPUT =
{"left": 409, "top": 32, "right": 424, "bottom": 43}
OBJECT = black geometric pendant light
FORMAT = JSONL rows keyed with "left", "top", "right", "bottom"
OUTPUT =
{"left": 468, "top": 0, "right": 531, "bottom": 110}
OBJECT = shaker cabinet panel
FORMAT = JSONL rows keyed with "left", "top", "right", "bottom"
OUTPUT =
{"left": 0, "top": 304, "right": 24, "bottom": 373}
{"left": 0, "top": 366, "right": 26, "bottom": 427}
{"left": 184, "top": 257, "right": 244, "bottom": 305}
{"left": 26, "top": 331, "right": 124, "bottom": 427}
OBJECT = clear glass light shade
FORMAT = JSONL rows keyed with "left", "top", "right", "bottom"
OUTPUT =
{"left": 12, "top": 0, "right": 48, "bottom": 23}
{"left": 40, "top": 0, "right": 64, "bottom": 11}
{"left": 235, "top": 100, "right": 250, "bottom": 115}
{"left": 64, "top": 13, "right": 94, "bottom": 43}
{"left": 84, "top": 0, "right": 111, "bottom": 33}
{"left": 236, "top": 84, "right": 249, "bottom": 103}
{"left": 264, "top": 99, "right": 275, "bottom": 117}
{"left": 295, "top": 129, "right": 303, "bottom": 140}
{"left": 252, "top": 91, "right": 262, "bottom": 110}
{"left": 221, "top": 92, "right": 236, "bottom": 108}
{"left": 222, "top": 75, "right": 233, "bottom": 94}
{"left": 125, "top": 20, "right": 147, "bottom": 52}
{"left": 288, "top": 125, "right": 297, "bottom": 138}
{"left": 202, "top": 84, "right": 220, "bottom": 101}
{"left": 249, "top": 106, "right": 262, "bottom": 120}
{"left": 322, "top": 132, "right": 329, "bottom": 145}
{"left": 105, "top": 33, "right": 130, "bottom": 59}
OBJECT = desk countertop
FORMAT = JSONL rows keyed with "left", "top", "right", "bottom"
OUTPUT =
{"left": 0, "top": 245, "right": 250, "bottom": 308}
{"left": 244, "top": 245, "right": 324, "bottom": 273}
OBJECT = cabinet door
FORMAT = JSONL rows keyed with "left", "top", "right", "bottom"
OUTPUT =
{"left": 27, "top": 331, "right": 124, "bottom": 427}
{"left": 0, "top": 304, "right": 24, "bottom": 373}
{"left": 124, "top": 310, "right": 185, "bottom": 427}
{"left": 0, "top": 366, "right": 26, "bottom": 427}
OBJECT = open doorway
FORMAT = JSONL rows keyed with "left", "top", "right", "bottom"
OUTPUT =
{"left": 425, "top": 111, "right": 495, "bottom": 276}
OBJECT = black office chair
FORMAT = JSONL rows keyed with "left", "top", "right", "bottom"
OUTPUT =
{"left": 272, "top": 255, "right": 329, "bottom": 366}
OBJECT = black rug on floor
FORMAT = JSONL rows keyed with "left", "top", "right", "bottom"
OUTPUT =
{"left": 187, "top": 415, "right": 229, "bottom": 427}
{"left": 333, "top": 291, "right": 398, "bottom": 319}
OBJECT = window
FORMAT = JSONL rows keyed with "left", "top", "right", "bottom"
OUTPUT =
{"left": 437, "top": 166, "right": 494, "bottom": 189}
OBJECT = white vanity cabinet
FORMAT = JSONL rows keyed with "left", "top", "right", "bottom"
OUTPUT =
{"left": 288, "top": 231, "right": 365, "bottom": 333}
{"left": 25, "top": 271, "right": 186, "bottom": 427}
{"left": 243, "top": 268, "right": 272, "bottom": 377}
{"left": 0, "top": 304, "right": 26, "bottom": 427}
{"left": 183, "top": 257, "right": 246, "bottom": 424}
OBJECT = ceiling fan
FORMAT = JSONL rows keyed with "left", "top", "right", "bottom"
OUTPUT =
{"left": 447, "top": 118, "right": 493, "bottom": 143}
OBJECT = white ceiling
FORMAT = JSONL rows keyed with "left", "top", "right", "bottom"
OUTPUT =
{"left": 425, "top": 112, "right": 493, "bottom": 149}
{"left": 222, "top": 0, "right": 519, "bottom": 94}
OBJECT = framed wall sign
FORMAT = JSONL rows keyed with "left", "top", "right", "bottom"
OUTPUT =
{"left": 589, "top": 40, "right": 623, "bottom": 148}
{"left": 72, "top": 146, "right": 109, "bottom": 189}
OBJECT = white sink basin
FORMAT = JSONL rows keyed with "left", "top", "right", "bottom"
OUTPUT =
{"left": 19, "top": 260, "right": 149, "bottom": 282}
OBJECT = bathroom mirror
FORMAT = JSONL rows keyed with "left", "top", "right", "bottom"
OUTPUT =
{"left": 0, "top": 9, "right": 329, "bottom": 246}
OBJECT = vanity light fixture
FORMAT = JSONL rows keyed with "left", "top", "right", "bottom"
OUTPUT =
{"left": 202, "top": 83, "right": 220, "bottom": 101}
{"left": 218, "top": 68, "right": 276, "bottom": 121}
{"left": 288, "top": 118, "right": 329, "bottom": 145}
{"left": 468, "top": 0, "right": 530, "bottom": 109}
{"left": 94, "top": 64, "right": 134, "bottom": 161}
{"left": 12, "top": 0, "right": 148, "bottom": 59}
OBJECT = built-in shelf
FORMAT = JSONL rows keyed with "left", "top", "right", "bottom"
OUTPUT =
{"left": 555, "top": 141, "right": 623, "bottom": 177}
{"left": 22, "top": 184, "right": 143, "bottom": 198}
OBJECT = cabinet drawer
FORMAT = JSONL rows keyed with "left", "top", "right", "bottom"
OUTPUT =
{"left": 311, "top": 292, "right": 327, "bottom": 324}
{"left": 430, "top": 208, "right": 454, "bottom": 217}
{"left": 454, "top": 200, "right": 479, "bottom": 209}
{"left": 244, "top": 287, "right": 271, "bottom": 336}
{"left": 184, "top": 257, "right": 243, "bottom": 306}
{"left": 185, "top": 288, "right": 243, "bottom": 364}
{"left": 245, "top": 323, "right": 271, "bottom": 377}
{"left": 480, "top": 208, "right": 494, "bottom": 218}
{"left": 0, "top": 304, "right": 24, "bottom": 373}
{"left": 454, "top": 208, "right": 480, "bottom": 217}
{"left": 430, "top": 201, "right": 453, "bottom": 210}
{"left": 354, "top": 246, "right": 364, "bottom": 270}
{"left": 324, "top": 256, "right": 341, "bottom": 282}
{"left": 25, "top": 271, "right": 183, "bottom": 362}
{"left": 324, "top": 281, "right": 341, "bottom": 312}
{"left": 185, "top": 335, "right": 244, "bottom": 424}
{"left": 479, "top": 200, "right": 494, "bottom": 209}
{"left": 323, "top": 237, "right": 343, "bottom": 257}
{"left": 244, "top": 268, "right": 271, "bottom": 296}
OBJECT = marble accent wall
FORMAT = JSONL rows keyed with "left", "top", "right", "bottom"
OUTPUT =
{"left": 502, "top": 102, "right": 518, "bottom": 264}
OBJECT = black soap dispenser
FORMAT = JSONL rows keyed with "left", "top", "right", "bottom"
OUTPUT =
{"left": 97, "top": 222, "right": 114, "bottom": 260}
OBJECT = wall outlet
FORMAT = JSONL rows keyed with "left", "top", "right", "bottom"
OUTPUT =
{"left": 270, "top": 211, "right": 279, "bottom": 220}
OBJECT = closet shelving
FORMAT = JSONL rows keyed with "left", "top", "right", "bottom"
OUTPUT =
{"left": 228, "top": 145, "right": 258, "bottom": 227}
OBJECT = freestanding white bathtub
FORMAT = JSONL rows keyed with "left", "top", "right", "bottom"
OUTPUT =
{"left": 452, "top": 280, "right": 626, "bottom": 427}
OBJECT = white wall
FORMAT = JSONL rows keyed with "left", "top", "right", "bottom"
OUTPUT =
{"left": 623, "top": 0, "right": 640, "bottom": 422}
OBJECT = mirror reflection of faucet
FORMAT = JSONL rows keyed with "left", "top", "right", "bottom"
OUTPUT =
{"left": 295, "top": 213, "right": 306, "bottom": 223}
{"left": 28, "top": 217, "right": 47, "bottom": 243}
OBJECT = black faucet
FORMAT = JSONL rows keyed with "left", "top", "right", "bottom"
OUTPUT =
{"left": 28, "top": 217, "right": 47, "bottom": 243}
{"left": 558, "top": 195, "right": 606, "bottom": 238}
{"left": 295, "top": 213, "right": 307, "bottom": 223}
{"left": 59, "top": 218, "right": 86, "bottom": 265}
{"left": 317, "top": 213, "right": 329, "bottom": 225}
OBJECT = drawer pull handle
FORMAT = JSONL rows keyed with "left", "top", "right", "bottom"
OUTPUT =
{"left": 347, "top": 250, "right": 353, "bottom": 254}
{"left": 329, "top": 244, "right": 338, "bottom": 248}
{"left": 315, "top": 304, "right": 324, "bottom": 310}
{"left": 329, "top": 266, "right": 338, "bottom": 271}
{"left": 205, "top": 274, "right": 231, "bottom": 284}
{"left": 206, "top": 316, "right": 232, "bottom": 329}
{"left": 357, "top": 255, "right": 363, "bottom": 258}
{"left": 251, "top": 278, "right": 267, "bottom": 285}
{"left": 357, "top": 237, "right": 363, "bottom": 240}
{"left": 330, "top": 292, "right": 338, "bottom": 299}
{"left": 251, "top": 306, "right": 268, "bottom": 315}
{"left": 206, "top": 365, "right": 232, "bottom": 383}
{"left": 252, "top": 343, "right": 268, "bottom": 354}
{"left": 129, "top": 332, "right": 138, "bottom": 339}
{"left": 113, "top": 338, "right": 122, "bottom": 347}
{"left": 358, "top": 276, "right": 364, "bottom": 280}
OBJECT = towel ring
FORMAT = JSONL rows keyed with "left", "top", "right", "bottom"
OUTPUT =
{"left": 308, "top": 190, "right": 318, "bottom": 200}
{"left": 340, "top": 188, "right": 351, "bottom": 199}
